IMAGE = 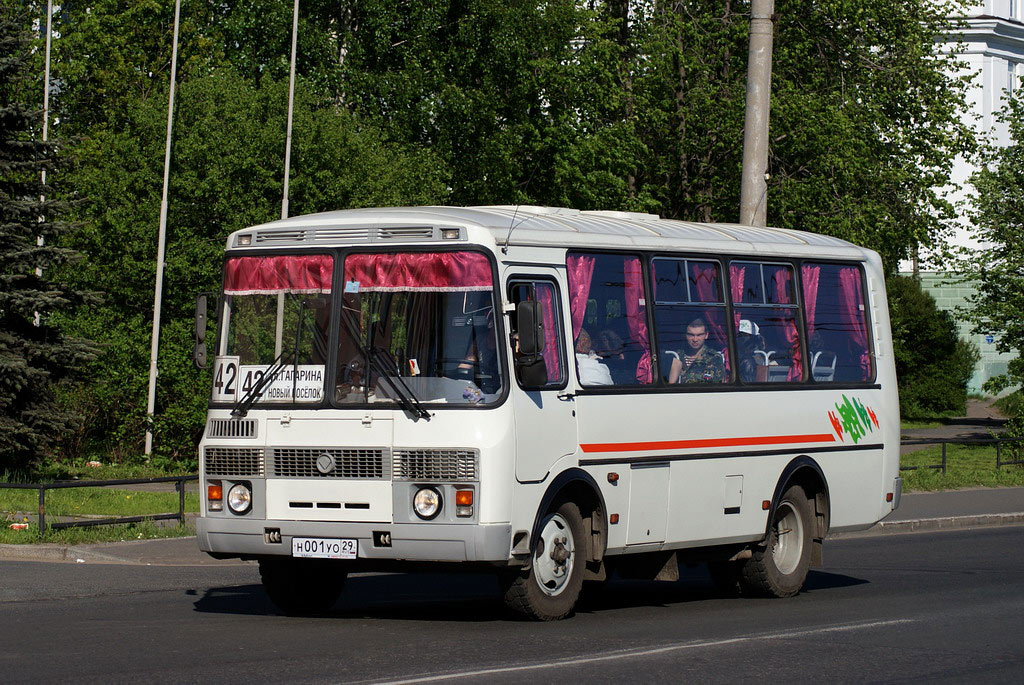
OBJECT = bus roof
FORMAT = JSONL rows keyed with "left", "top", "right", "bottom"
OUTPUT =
{"left": 227, "top": 205, "right": 873, "bottom": 261}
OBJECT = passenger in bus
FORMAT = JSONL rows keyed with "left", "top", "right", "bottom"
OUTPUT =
{"left": 668, "top": 317, "right": 726, "bottom": 384}
{"left": 736, "top": 319, "right": 761, "bottom": 383}
{"left": 593, "top": 329, "right": 630, "bottom": 384}
{"left": 575, "top": 328, "right": 613, "bottom": 385}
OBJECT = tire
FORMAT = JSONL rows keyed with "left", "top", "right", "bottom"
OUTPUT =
{"left": 502, "top": 501, "right": 586, "bottom": 621}
{"left": 739, "top": 484, "right": 813, "bottom": 598}
{"left": 259, "top": 557, "right": 347, "bottom": 616}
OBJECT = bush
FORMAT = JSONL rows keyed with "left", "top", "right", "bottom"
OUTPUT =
{"left": 888, "top": 275, "right": 979, "bottom": 418}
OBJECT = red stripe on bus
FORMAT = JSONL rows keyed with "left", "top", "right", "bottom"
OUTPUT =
{"left": 579, "top": 433, "right": 837, "bottom": 454}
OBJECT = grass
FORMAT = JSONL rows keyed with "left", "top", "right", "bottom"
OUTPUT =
{"left": 901, "top": 442, "right": 1024, "bottom": 491}
{"left": 0, "top": 521, "right": 194, "bottom": 545}
{"left": 994, "top": 391, "right": 1023, "bottom": 419}
{"left": 0, "top": 485, "right": 199, "bottom": 545}
{"left": 0, "top": 487, "right": 199, "bottom": 518}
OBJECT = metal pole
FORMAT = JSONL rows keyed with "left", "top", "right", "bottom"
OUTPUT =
{"left": 996, "top": 440, "right": 1001, "bottom": 469}
{"left": 177, "top": 479, "right": 185, "bottom": 525}
{"left": 145, "top": 0, "right": 182, "bottom": 456}
{"left": 739, "top": 0, "right": 775, "bottom": 227}
{"left": 275, "top": 0, "right": 300, "bottom": 358}
{"left": 941, "top": 443, "right": 947, "bottom": 474}
{"left": 34, "top": 0, "right": 53, "bottom": 328}
{"left": 38, "top": 487, "right": 46, "bottom": 536}
{"left": 282, "top": 0, "right": 299, "bottom": 221}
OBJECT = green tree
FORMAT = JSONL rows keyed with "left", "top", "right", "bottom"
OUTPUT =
{"left": 56, "top": 70, "right": 446, "bottom": 461}
{"left": 888, "top": 276, "right": 978, "bottom": 417}
{"left": 964, "top": 94, "right": 1024, "bottom": 400}
{"left": 0, "top": 11, "right": 97, "bottom": 474}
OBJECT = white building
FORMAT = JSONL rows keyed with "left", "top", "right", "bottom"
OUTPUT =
{"left": 909, "top": 1, "right": 1022, "bottom": 394}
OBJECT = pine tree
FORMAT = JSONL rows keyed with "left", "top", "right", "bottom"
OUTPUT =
{"left": 0, "top": 12, "right": 97, "bottom": 475}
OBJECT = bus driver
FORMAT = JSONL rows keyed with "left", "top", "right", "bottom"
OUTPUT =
{"left": 668, "top": 317, "right": 726, "bottom": 384}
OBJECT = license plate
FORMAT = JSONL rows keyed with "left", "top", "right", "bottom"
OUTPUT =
{"left": 291, "top": 537, "right": 357, "bottom": 559}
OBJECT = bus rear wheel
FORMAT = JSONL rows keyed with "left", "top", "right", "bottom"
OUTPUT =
{"left": 739, "top": 484, "right": 813, "bottom": 598}
{"left": 259, "top": 557, "right": 347, "bottom": 616}
{"left": 502, "top": 501, "right": 585, "bottom": 621}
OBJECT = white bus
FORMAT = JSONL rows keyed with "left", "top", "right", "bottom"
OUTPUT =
{"left": 194, "top": 205, "right": 900, "bottom": 620}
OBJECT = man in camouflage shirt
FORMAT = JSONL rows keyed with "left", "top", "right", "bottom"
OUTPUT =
{"left": 667, "top": 318, "right": 726, "bottom": 384}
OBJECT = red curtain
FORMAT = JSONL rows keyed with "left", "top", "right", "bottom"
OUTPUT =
{"left": 624, "top": 257, "right": 652, "bottom": 383}
{"left": 839, "top": 267, "right": 872, "bottom": 380}
{"left": 775, "top": 268, "right": 803, "bottom": 381}
{"left": 538, "top": 283, "right": 562, "bottom": 381}
{"left": 566, "top": 254, "right": 595, "bottom": 340}
{"left": 729, "top": 264, "right": 746, "bottom": 328}
{"left": 344, "top": 252, "right": 492, "bottom": 292}
{"left": 224, "top": 255, "right": 333, "bottom": 295}
{"left": 801, "top": 264, "right": 821, "bottom": 341}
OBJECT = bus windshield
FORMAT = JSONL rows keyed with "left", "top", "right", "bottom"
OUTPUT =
{"left": 214, "top": 254, "right": 333, "bottom": 405}
{"left": 336, "top": 251, "right": 503, "bottom": 406}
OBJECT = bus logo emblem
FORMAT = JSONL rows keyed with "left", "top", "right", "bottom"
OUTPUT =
{"left": 316, "top": 453, "right": 336, "bottom": 474}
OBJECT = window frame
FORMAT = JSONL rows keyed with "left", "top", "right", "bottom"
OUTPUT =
{"left": 506, "top": 276, "right": 570, "bottom": 392}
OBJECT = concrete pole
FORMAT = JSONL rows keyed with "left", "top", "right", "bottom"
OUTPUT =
{"left": 739, "top": 0, "right": 775, "bottom": 227}
{"left": 281, "top": 0, "right": 299, "bottom": 222}
{"left": 145, "top": 0, "right": 182, "bottom": 456}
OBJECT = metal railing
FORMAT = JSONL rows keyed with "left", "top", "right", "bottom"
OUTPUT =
{"left": 900, "top": 437, "right": 1024, "bottom": 474}
{"left": 0, "top": 475, "right": 198, "bottom": 536}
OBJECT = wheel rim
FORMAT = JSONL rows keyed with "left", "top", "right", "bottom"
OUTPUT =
{"left": 533, "top": 513, "right": 576, "bottom": 597}
{"left": 770, "top": 501, "right": 804, "bottom": 576}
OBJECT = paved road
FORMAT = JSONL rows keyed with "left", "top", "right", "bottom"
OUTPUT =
{"left": 2, "top": 526, "right": 1023, "bottom": 683}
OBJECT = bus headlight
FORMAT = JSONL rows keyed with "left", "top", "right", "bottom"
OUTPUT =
{"left": 227, "top": 483, "right": 252, "bottom": 515}
{"left": 413, "top": 487, "right": 442, "bottom": 520}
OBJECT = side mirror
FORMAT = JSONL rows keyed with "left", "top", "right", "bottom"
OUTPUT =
{"left": 516, "top": 301, "right": 544, "bottom": 355}
{"left": 514, "top": 300, "right": 548, "bottom": 387}
{"left": 193, "top": 295, "right": 208, "bottom": 369}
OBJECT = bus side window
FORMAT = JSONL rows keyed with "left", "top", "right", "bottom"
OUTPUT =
{"left": 651, "top": 257, "right": 729, "bottom": 385}
{"left": 508, "top": 280, "right": 566, "bottom": 388}
{"left": 566, "top": 252, "right": 654, "bottom": 386}
{"left": 730, "top": 261, "right": 804, "bottom": 383}
{"left": 802, "top": 262, "right": 873, "bottom": 382}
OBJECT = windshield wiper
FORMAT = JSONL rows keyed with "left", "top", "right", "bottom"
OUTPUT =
{"left": 231, "top": 351, "right": 288, "bottom": 417}
{"left": 338, "top": 307, "right": 430, "bottom": 420}
{"left": 232, "top": 302, "right": 307, "bottom": 418}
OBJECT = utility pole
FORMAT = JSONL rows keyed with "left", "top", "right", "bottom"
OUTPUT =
{"left": 276, "top": 0, "right": 300, "bottom": 358}
{"left": 739, "top": 0, "right": 775, "bottom": 227}
{"left": 145, "top": 0, "right": 182, "bottom": 456}
{"left": 34, "top": 0, "right": 53, "bottom": 328}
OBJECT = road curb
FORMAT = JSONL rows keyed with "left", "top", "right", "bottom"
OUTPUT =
{"left": 831, "top": 512, "right": 1024, "bottom": 539}
{"left": 0, "top": 539, "right": 199, "bottom": 564}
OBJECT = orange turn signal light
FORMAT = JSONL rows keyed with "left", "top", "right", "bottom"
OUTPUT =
{"left": 610, "top": 513, "right": 620, "bottom": 524}
{"left": 455, "top": 490, "right": 474, "bottom": 506}
{"left": 607, "top": 472, "right": 619, "bottom": 483}
{"left": 886, "top": 492, "right": 894, "bottom": 502}
{"left": 208, "top": 482, "right": 223, "bottom": 501}
{"left": 762, "top": 500, "right": 771, "bottom": 511}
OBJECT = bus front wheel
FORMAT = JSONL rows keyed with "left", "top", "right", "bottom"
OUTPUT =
{"left": 259, "top": 557, "right": 347, "bottom": 616}
{"left": 502, "top": 501, "right": 586, "bottom": 621}
{"left": 739, "top": 484, "right": 813, "bottom": 598}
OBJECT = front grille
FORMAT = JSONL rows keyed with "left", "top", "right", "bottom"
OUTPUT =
{"left": 271, "top": 448, "right": 387, "bottom": 479}
{"left": 204, "top": 447, "right": 265, "bottom": 476}
{"left": 206, "top": 418, "right": 257, "bottom": 439}
{"left": 393, "top": 449, "right": 478, "bottom": 481}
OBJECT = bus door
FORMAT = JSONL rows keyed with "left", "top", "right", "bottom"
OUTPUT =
{"left": 507, "top": 275, "right": 577, "bottom": 482}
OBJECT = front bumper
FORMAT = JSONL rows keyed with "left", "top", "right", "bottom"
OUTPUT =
{"left": 197, "top": 516, "right": 512, "bottom": 563}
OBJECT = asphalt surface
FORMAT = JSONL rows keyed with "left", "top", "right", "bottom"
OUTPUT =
{"left": 1, "top": 526, "right": 1022, "bottom": 682}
